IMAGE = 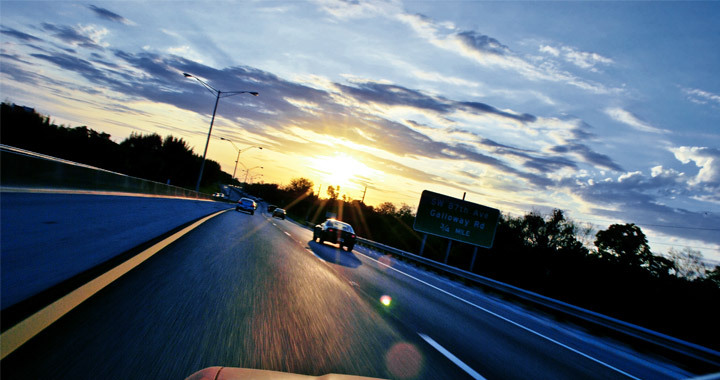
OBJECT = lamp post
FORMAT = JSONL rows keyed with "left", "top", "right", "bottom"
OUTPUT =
{"left": 219, "top": 137, "right": 262, "bottom": 182}
{"left": 238, "top": 162, "right": 263, "bottom": 187}
{"left": 183, "top": 72, "right": 258, "bottom": 192}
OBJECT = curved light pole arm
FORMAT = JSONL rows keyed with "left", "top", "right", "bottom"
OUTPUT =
{"left": 220, "top": 138, "right": 262, "bottom": 181}
{"left": 184, "top": 73, "right": 218, "bottom": 96}
{"left": 243, "top": 165, "right": 263, "bottom": 184}
{"left": 184, "top": 72, "right": 258, "bottom": 193}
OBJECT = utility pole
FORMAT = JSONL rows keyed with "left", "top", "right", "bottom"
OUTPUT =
{"left": 361, "top": 185, "right": 367, "bottom": 204}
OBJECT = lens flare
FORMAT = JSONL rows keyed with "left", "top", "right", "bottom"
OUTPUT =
{"left": 386, "top": 342, "right": 423, "bottom": 379}
{"left": 380, "top": 295, "right": 392, "bottom": 306}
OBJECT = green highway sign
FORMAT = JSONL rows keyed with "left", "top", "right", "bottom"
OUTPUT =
{"left": 413, "top": 190, "right": 500, "bottom": 248}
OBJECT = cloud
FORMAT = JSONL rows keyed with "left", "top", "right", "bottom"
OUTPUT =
{"left": 396, "top": 12, "right": 615, "bottom": 94}
{"left": 672, "top": 146, "right": 720, "bottom": 188}
{"left": 30, "top": 52, "right": 123, "bottom": 88}
{"left": 41, "top": 23, "right": 108, "bottom": 50}
{"left": 1, "top": 27, "right": 43, "bottom": 42}
{"left": 4, "top": 21, "right": 604, "bottom": 196}
{"left": 458, "top": 101, "right": 536, "bottom": 123}
{"left": 683, "top": 88, "right": 720, "bottom": 107}
{"left": 410, "top": 68, "right": 481, "bottom": 88}
{"left": 455, "top": 30, "right": 510, "bottom": 56}
{"left": 315, "top": 0, "right": 402, "bottom": 20}
{"left": 336, "top": 81, "right": 453, "bottom": 113}
{"left": 605, "top": 107, "right": 670, "bottom": 134}
{"left": 335, "top": 80, "right": 540, "bottom": 125}
{"left": 550, "top": 143, "right": 622, "bottom": 172}
{"left": 539, "top": 44, "right": 613, "bottom": 72}
{"left": 87, "top": 5, "right": 134, "bottom": 25}
{"left": 566, "top": 169, "right": 720, "bottom": 246}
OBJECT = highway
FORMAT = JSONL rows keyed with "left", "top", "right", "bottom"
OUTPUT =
{"left": 1, "top": 204, "right": 697, "bottom": 379}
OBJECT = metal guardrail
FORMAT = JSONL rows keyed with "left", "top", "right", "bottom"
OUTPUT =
{"left": 354, "top": 237, "right": 720, "bottom": 368}
{"left": 0, "top": 144, "right": 212, "bottom": 199}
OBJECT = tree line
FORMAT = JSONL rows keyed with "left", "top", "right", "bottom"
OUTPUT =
{"left": 0, "top": 102, "right": 233, "bottom": 192}
{"left": 247, "top": 178, "right": 719, "bottom": 351}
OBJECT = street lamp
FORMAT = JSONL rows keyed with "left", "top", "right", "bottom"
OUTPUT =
{"left": 183, "top": 72, "right": 258, "bottom": 192}
{"left": 219, "top": 137, "right": 262, "bottom": 182}
{"left": 238, "top": 162, "right": 263, "bottom": 186}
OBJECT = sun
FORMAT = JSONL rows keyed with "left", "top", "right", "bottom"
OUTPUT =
{"left": 310, "top": 152, "right": 370, "bottom": 193}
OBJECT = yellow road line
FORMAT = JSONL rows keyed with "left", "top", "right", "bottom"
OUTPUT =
{"left": 1, "top": 209, "right": 229, "bottom": 359}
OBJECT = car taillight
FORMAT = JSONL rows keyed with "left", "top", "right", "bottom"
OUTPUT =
{"left": 328, "top": 228, "right": 334, "bottom": 233}
{"left": 351, "top": 234, "right": 355, "bottom": 238}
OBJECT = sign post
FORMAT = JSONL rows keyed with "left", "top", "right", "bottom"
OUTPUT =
{"left": 413, "top": 190, "right": 500, "bottom": 249}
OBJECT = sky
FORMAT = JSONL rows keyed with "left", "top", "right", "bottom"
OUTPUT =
{"left": 1, "top": 0, "right": 719, "bottom": 263}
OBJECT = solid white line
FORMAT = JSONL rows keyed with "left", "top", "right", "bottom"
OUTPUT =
{"left": 284, "top": 231, "right": 292, "bottom": 237}
{"left": 0, "top": 209, "right": 230, "bottom": 359}
{"left": 357, "top": 249, "right": 642, "bottom": 380}
{"left": 418, "top": 333, "right": 486, "bottom": 380}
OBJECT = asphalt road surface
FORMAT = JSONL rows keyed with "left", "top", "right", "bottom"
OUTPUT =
{"left": 1, "top": 206, "right": 696, "bottom": 379}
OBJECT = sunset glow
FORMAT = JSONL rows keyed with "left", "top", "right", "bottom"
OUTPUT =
{"left": 1, "top": 1, "right": 718, "bottom": 262}
{"left": 309, "top": 153, "right": 374, "bottom": 198}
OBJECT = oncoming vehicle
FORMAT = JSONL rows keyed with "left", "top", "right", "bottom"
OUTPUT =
{"left": 272, "top": 208, "right": 286, "bottom": 220}
{"left": 236, "top": 198, "right": 257, "bottom": 215}
{"left": 313, "top": 219, "right": 356, "bottom": 251}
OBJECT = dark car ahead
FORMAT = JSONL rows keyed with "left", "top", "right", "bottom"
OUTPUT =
{"left": 272, "top": 208, "right": 286, "bottom": 219}
{"left": 236, "top": 197, "right": 256, "bottom": 215}
{"left": 313, "top": 219, "right": 356, "bottom": 251}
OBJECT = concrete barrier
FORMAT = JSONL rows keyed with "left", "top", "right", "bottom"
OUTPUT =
{"left": 0, "top": 145, "right": 231, "bottom": 309}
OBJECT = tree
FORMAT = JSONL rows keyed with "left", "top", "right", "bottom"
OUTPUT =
{"left": 668, "top": 247, "right": 706, "bottom": 280}
{"left": 376, "top": 201, "right": 396, "bottom": 215}
{"left": 327, "top": 185, "right": 339, "bottom": 200}
{"left": 286, "top": 177, "right": 314, "bottom": 195}
{"left": 595, "top": 223, "right": 653, "bottom": 268}
{"left": 397, "top": 203, "right": 414, "bottom": 218}
{"left": 705, "top": 266, "right": 720, "bottom": 287}
{"left": 518, "top": 209, "right": 587, "bottom": 254}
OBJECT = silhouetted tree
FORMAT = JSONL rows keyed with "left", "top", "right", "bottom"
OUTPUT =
{"left": 595, "top": 223, "right": 653, "bottom": 268}
{"left": 286, "top": 177, "right": 314, "bottom": 195}
{"left": 326, "top": 185, "right": 339, "bottom": 200}
{"left": 668, "top": 247, "right": 706, "bottom": 280}
{"left": 375, "top": 201, "right": 397, "bottom": 215}
{"left": 706, "top": 266, "right": 720, "bottom": 287}
{"left": 1, "top": 102, "right": 231, "bottom": 192}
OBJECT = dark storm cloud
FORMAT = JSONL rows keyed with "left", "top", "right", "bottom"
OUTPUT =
{"left": 41, "top": 23, "right": 103, "bottom": 50}
{"left": 1, "top": 27, "right": 42, "bottom": 42}
{"left": 87, "top": 5, "right": 131, "bottom": 24}
{"left": 455, "top": 30, "right": 510, "bottom": 56}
